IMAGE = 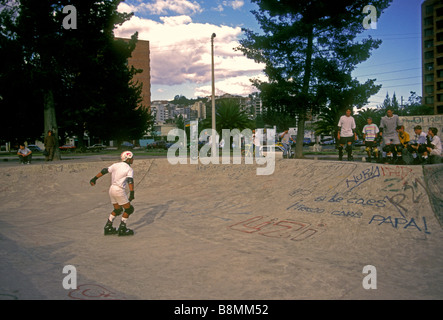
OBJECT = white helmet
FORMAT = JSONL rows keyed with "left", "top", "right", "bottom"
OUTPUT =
{"left": 121, "top": 151, "right": 134, "bottom": 162}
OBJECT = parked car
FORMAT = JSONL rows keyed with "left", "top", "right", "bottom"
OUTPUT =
{"left": 120, "top": 141, "right": 134, "bottom": 149}
{"left": 147, "top": 140, "right": 168, "bottom": 150}
{"left": 87, "top": 144, "right": 107, "bottom": 152}
{"left": 321, "top": 138, "right": 336, "bottom": 145}
{"left": 354, "top": 139, "right": 365, "bottom": 146}
{"left": 27, "top": 144, "right": 43, "bottom": 153}
{"left": 59, "top": 144, "right": 76, "bottom": 151}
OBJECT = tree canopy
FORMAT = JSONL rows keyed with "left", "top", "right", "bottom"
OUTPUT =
{"left": 238, "top": 0, "right": 392, "bottom": 157}
{"left": 0, "top": 0, "right": 153, "bottom": 152}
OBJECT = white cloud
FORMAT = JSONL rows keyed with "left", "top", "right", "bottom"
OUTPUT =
{"left": 116, "top": 2, "right": 264, "bottom": 98}
{"left": 223, "top": 0, "right": 244, "bottom": 10}
{"left": 194, "top": 74, "right": 266, "bottom": 97}
{"left": 127, "top": 0, "right": 203, "bottom": 15}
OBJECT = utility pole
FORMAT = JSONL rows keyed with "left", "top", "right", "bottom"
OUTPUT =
{"left": 211, "top": 33, "right": 216, "bottom": 157}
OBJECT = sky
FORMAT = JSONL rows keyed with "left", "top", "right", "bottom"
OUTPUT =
{"left": 114, "top": 0, "right": 423, "bottom": 108}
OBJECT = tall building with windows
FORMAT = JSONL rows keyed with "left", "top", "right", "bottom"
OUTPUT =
{"left": 117, "top": 38, "right": 151, "bottom": 110}
{"left": 422, "top": 0, "right": 443, "bottom": 114}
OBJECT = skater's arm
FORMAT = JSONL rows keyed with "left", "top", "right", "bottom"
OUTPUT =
{"left": 90, "top": 168, "right": 109, "bottom": 186}
{"left": 127, "top": 177, "right": 135, "bottom": 201}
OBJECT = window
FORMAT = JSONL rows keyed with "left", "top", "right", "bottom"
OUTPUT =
{"left": 425, "top": 96, "right": 434, "bottom": 104}
{"left": 426, "top": 85, "right": 434, "bottom": 94}
{"left": 425, "top": 50, "right": 434, "bottom": 59}
{"left": 425, "top": 28, "right": 434, "bottom": 37}
{"left": 426, "top": 74, "right": 434, "bottom": 82}
{"left": 425, "top": 39, "right": 434, "bottom": 48}
{"left": 425, "top": 17, "right": 434, "bottom": 26}
{"left": 426, "top": 62, "right": 434, "bottom": 71}
{"left": 426, "top": 5, "right": 434, "bottom": 15}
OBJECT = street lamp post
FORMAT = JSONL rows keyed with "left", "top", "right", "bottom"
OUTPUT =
{"left": 211, "top": 33, "right": 216, "bottom": 157}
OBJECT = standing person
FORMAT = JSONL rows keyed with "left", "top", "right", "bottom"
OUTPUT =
{"left": 337, "top": 108, "right": 357, "bottom": 161}
{"left": 362, "top": 117, "right": 379, "bottom": 162}
{"left": 44, "top": 130, "right": 56, "bottom": 161}
{"left": 253, "top": 130, "right": 262, "bottom": 158}
{"left": 280, "top": 129, "right": 295, "bottom": 158}
{"left": 379, "top": 108, "right": 401, "bottom": 163}
{"left": 17, "top": 144, "right": 32, "bottom": 164}
{"left": 90, "top": 151, "right": 135, "bottom": 236}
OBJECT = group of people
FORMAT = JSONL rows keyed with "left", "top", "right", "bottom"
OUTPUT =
{"left": 338, "top": 107, "right": 442, "bottom": 164}
{"left": 16, "top": 130, "right": 57, "bottom": 164}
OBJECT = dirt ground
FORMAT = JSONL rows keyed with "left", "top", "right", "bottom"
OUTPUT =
{"left": 0, "top": 156, "right": 442, "bottom": 300}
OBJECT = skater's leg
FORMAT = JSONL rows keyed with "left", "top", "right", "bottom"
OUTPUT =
{"left": 346, "top": 143, "right": 353, "bottom": 161}
{"left": 104, "top": 204, "right": 122, "bottom": 235}
{"left": 118, "top": 202, "right": 135, "bottom": 236}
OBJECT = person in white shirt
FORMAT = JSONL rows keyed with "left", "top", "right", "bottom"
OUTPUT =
{"left": 407, "top": 125, "right": 428, "bottom": 164}
{"left": 253, "top": 130, "right": 262, "bottom": 158}
{"left": 362, "top": 117, "right": 379, "bottom": 163}
{"left": 90, "top": 151, "right": 135, "bottom": 236}
{"left": 423, "top": 127, "right": 442, "bottom": 163}
{"left": 17, "top": 144, "right": 32, "bottom": 164}
{"left": 337, "top": 108, "right": 357, "bottom": 161}
{"left": 379, "top": 108, "right": 401, "bottom": 163}
{"left": 280, "top": 129, "right": 295, "bottom": 158}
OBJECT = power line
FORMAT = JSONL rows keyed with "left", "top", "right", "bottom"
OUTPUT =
{"left": 381, "top": 82, "right": 422, "bottom": 89}
{"left": 375, "top": 76, "right": 421, "bottom": 82}
{"left": 355, "top": 58, "right": 418, "bottom": 69}
{"left": 354, "top": 67, "right": 421, "bottom": 78}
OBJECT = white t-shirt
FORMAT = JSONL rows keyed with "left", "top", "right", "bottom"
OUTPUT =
{"left": 380, "top": 115, "right": 400, "bottom": 137}
{"left": 17, "top": 147, "right": 31, "bottom": 155}
{"left": 108, "top": 162, "right": 134, "bottom": 189}
{"left": 253, "top": 133, "right": 261, "bottom": 146}
{"left": 338, "top": 115, "right": 356, "bottom": 137}
{"left": 430, "top": 135, "right": 442, "bottom": 156}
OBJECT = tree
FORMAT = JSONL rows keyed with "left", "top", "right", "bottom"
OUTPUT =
{"left": 238, "top": 0, "right": 391, "bottom": 158}
{"left": 3, "top": 0, "right": 150, "bottom": 155}
{"left": 202, "top": 98, "right": 254, "bottom": 133}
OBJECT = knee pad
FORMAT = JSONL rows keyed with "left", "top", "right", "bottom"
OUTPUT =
{"left": 345, "top": 145, "right": 352, "bottom": 153}
{"left": 113, "top": 207, "right": 123, "bottom": 216}
{"left": 125, "top": 205, "right": 134, "bottom": 216}
{"left": 338, "top": 146, "right": 343, "bottom": 152}
{"left": 365, "top": 146, "right": 371, "bottom": 153}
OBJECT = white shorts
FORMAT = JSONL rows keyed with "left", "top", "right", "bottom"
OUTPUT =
{"left": 109, "top": 185, "right": 129, "bottom": 205}
{"left": 383, "top": 134, "right": 400, "bottom": 145}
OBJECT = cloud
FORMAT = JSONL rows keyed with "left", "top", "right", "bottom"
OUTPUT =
{"left": 223, "top": 0, "right": 244, "bottom": 10}
{"left": 115, "top": 2, "right": 264, "bottom": 98}
{"left": 125, "top": 0, "right": 203, "bottom": 15}
{"left": 194, "top": 74, "right": 266, "bottom": 97}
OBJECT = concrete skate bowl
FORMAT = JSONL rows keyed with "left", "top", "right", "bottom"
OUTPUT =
{"left": 0, "top": 158, "right": 443, "bottom": 300}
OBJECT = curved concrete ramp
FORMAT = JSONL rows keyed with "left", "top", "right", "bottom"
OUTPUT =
{"left": 0, "top": 158, "right": 442, "bottom": 300}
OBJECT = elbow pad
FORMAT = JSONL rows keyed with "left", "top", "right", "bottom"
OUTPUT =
{"left": 127, "top": 177, "right": 134, "bottom": 184}
{"left": 101, "top": 168, "right": 109, "bottom": 175}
